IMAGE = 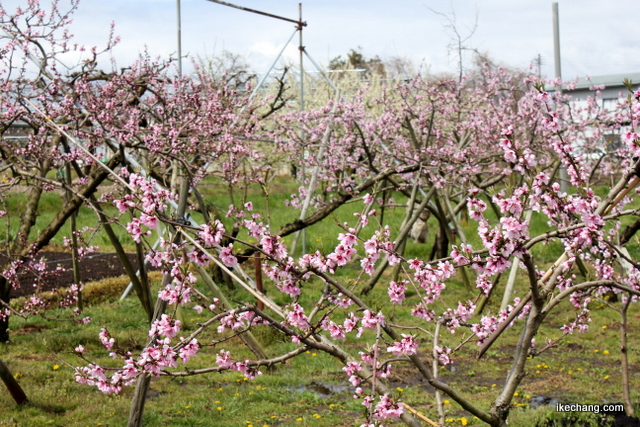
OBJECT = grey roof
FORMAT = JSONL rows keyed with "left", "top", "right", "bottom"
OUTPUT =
{"left": 567, "top": 72, "right": 640, "bottom": 91}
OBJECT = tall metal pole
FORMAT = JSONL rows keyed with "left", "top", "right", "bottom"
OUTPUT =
{"left": 552, "top": 3, "right": 561, "bottom": 83}
{"left": 299, "top": 3, "right": 304, "bottom": 114}
{"left": 177, "top": 0, "right": 183, "bottom": 75}
{"left": 298, "top": 3, "right": 307, "bottom": 255}
{"left": 552, "top": 2, "right": 568, "bottom": 193}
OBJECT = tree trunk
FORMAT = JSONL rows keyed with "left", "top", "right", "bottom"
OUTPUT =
{"left": 0, "top": 359, "right": 28, "bottom": 405}
{"left": 620, "top": 297, "right": 635, "bottom": 417}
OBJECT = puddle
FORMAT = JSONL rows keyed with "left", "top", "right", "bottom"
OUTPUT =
{"left": 529, "top": 395, "right": 561, "bottom": 409}
{"left": 288, "top": 381, "right": 349, "bottom": 398}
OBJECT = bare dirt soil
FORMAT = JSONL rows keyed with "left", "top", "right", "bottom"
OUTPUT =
{"left": 2, "top": 251, "right": 145, "bottom": 298}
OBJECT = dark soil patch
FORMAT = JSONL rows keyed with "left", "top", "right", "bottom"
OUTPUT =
{"left": 1, "top": 251, "right": 147, "bottom": 298}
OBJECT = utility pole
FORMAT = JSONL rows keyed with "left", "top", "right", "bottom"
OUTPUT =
{"left": 177, "top": 0, "right": 182, "bottom": 75}
{"left": 298, "top": 3, "right": 307, "bottom": 255}
{"left": 552, "top": 2, "right": 568, "bottom": 193}
{"left": 552, "top": 4, "right": 561, "bottom": 83}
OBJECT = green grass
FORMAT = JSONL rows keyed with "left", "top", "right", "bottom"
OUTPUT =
{"left": 2, "top": 179, "right": 640, "bottom": 426}
{"left": 1, "top": 274, "right": 638, "bottom": 426}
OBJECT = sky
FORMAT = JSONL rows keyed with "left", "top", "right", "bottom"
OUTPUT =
{"left": 6, "top": 0, "right": 640, "bottom": 81}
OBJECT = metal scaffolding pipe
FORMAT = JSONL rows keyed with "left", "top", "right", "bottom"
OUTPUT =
{"left": 204, "top": 0, "right": 306, "bottom": 27}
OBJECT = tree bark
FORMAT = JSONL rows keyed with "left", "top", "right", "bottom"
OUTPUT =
{"left": 620, "top": 298, "right": 635, "bottom": 417}
{"left": 0, "top": 359, "right": 28, "bottom": 405}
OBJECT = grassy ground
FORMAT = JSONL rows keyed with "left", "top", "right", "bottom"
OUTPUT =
{"left": 1, "top": 178, "right": 639, "bottom": 426}
{"left": 1, "top": 270, "right": 638, "bottom": 427}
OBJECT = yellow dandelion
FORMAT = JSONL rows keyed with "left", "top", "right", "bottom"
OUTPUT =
{"left": 444, "top": 400, "right": 450, "bottom": 404}
{"left": 296, "top": 417, "right": 303, "bottom": 421}
{"left": 52, "top": 365, "right": 60, "bottom": 371}
{"left": 604, "top": 375, "right": 610, "bottom": 379}
{"left": 216, "top": 407, "right": 223, "bottom": 411}
{"left": 604, "top": 350, "right": 610, "bottom": 355}
{"left": 602, "top": 325, "right": 607, "bottom": 329}
{"left": 396, "top": 387, "right": 404, "bottom": 392}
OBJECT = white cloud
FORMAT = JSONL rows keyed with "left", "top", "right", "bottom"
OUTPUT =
{"left": 3, "top": 0, "right": 640, "bottom": 79}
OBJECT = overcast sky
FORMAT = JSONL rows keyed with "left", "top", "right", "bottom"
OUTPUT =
{"left": 7, "top": 0, "right": 640, "bottom": 81}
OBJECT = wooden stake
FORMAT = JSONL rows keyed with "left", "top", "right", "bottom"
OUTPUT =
{"left": 401, "top": 402, "right": 440, "bottom": 427}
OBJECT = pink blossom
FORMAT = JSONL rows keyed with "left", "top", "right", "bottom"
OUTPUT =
{"left": 387, "top": 334, "right": 418, "bottom": 357}
{"left": 178, "top": 339, "right": 200, "bottom": 364}
{"left": 199, "top": 221, "right": 224, "bottom": 246}
{"left": 149, "top": 314, "right": 181, "bottom": 338}
{"left": 434, "top": 345, "right": 453, "bottom": 365}
{"left": 139, "top": 213, "right": 158, "bottom": 229}
{"left": 374, "top": 394, "right": 403, "bottom": 419}
{"left": 387, "top": 280, "right": 407, "bottom": 304}
{"left": 126, "top": 218, "right": 151, "bottom": 243}
{"left": 219, "top": 244, "right": 238, "bottom": 267}
{"left": 99, "top": 328, "right": 115, "bottom": 351}
{"left": 216, "top": 350, "right": 233, "bottom": 369}
{"left": 285, "top": 303, "right": 309, "bottom": 329}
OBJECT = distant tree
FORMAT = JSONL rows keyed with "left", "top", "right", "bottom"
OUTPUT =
{"left": 384, "top": 56, "right": 418, "bottom": 80}
{"left": 429, "top": 6, "right": 478, "bottom": 81}
{"left": 196, "top": 50, "right": 256, "bottom": 90}
{"left": 328, "top": 47, "right": 385, "bottom": 78}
